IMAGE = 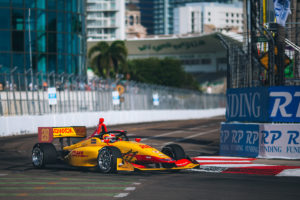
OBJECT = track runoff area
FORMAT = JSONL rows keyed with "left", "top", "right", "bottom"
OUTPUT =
{"left": 0, "top": 116, "right": 300, "bottom": 199}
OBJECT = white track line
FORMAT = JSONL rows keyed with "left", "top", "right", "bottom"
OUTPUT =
{"left": 0, "top": 174, "right": 7, "bottom": 176}
{"left": 114, "top": 193, "right": 129, "bottom": 198}
{"left": 164, "top": 129, "right": 219, "bottom": 145}
{"left": 124, "top": 187, "right": 136, "bottom": 191}
{"left": 141, "top": 124, "right": 217, "bottom": 141}
{"left": 142, "top": 130, "right": 183, "bottom": 141}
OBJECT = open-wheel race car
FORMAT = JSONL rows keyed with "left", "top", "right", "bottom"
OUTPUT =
{"left": 32, "top": 124, "right": 199, "bottom": 173}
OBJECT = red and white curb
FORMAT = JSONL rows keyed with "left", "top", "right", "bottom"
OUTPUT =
{"left": 191, "top": 156, "right": 300, "bottom": 177}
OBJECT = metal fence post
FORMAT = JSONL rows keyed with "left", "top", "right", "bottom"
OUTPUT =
{"left": 11, "top": 67, "right": 18, "bottom": 115}
{"left": 36, "top": 72, "right": 42, "bottom": 115}
{"left": 0, "top": 90, "right": 3, "bottom": 116}
{"left": 4, "top": 73, "right": 11, "bottom": 115}
{"left": 17, "top": 73, "right": 23, "bottom": 115}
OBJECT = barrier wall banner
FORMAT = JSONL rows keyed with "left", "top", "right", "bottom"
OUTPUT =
{"left": 259, "top": 124, "right": 300, "bottom": 159}
{"left": 220, "top": 122, "right": 300, "bottom": 159}
{"left": 268, "top": 86, "right": 300, "bottom": 122}
{"left": 226, "top": 87, "right": 269, "bottom": 122}
{"left": 226, "top": 86, "right": 300, "bottom": 123}
{"left": 220, "top": 123, "right": 259, "bottom": 157}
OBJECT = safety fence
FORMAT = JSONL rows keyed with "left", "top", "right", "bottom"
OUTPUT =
{"left": 0, "top": 73, "right": 226, "bottom": 116}
{"left": 218, "top": 0, "right": 300, "bottom": 89}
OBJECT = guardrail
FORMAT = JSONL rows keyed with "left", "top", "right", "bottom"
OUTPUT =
{"left": 0, "top": 73, "right": 226, "bottom": 116}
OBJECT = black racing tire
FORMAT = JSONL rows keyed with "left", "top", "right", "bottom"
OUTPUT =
{"left": 161, "top": 144, "right": 186, "bottom": 168}
{"left": 97, "top": 146, "right": 122, "bottom": 173}
{"left": 32, "top": 143, "right": 57, "bottom": 169}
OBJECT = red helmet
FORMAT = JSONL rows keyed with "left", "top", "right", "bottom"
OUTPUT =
{"left": 99, "top": 118, "right": 104, "bottom": 123}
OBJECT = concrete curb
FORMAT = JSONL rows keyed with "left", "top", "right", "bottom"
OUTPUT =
{"left": 191, "top": 156, "right": 300, "bottom": 177}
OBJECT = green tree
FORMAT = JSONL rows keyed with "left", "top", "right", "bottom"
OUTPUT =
{"left": 128, "top": 57, "right": 199, "bottom": 90}
{"left": 88, "top": 41, "right": 128, "bottom": 78}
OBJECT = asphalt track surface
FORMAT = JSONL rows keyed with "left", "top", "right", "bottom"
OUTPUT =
{"left": 0, "top": 116, "right": 299, "bottom": 200}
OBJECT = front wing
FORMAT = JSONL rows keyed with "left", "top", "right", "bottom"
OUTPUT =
{"left": 116, "top": 158, "right": 199, "bottom": 172}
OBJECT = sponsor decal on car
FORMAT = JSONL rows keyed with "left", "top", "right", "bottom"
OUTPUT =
{"left": 139, "top": 144, "right": 152, "bottom": 149}
{"left": 71, "top": 151, "right": 88, "bottom": 158}
{"left": 38, "top": 127, "right": 53, "bottom": 143}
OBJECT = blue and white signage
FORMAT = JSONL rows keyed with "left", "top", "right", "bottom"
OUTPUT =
{"left": 269, "top": 86, "right": 300, "bottom": 122}
{"left": 226, "top": 87, "right": 268, "bottom": 122}
{"left": 220, "top": 123, "right": 259, "bottom": 157}
{"left": 226, "top": 86, "right": 300, "bottom": 123}
{"left": 48, "top": 87, "right": 57, "bottom": 105}
{"left": 259, "top": 124, "right": 300, "bottom": 159}
{"left": 220, "top": 123, "right": 300, "bottom": 159}
{"left": 112, "top": 91, "right": 120, "bottom": 105}
{"left": 153, "top": 93, "right": 159, "bottom": 106}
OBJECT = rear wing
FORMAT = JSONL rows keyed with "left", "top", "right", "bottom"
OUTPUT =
{"left": 38, "top": 126, "right": 86, "bottom": 143}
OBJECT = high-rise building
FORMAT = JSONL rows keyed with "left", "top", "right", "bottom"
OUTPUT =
{"left": 174, "top": 2, "right": 243, "bottom": 35}
{"left": 0, "top": 0, "right": 86, "bottom": 75}
{"left": 138, "top": 0, "right": 242, "bottom": 35}
{"left": 86, "top": 0, "right": 125, "bottom": 41}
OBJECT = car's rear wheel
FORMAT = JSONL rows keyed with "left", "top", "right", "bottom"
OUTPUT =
{"left": 97, "top": 146, "right": 122, "bottom": 173}
{"left": 32, "top": 143, "right": 57, "bottom": 168}
{"left": 161, "top": 144, "right": 186, "bottom": 168}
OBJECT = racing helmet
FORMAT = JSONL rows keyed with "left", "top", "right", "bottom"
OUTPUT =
{"left": 103, "top": 133, "right": 117, "bottom": 143}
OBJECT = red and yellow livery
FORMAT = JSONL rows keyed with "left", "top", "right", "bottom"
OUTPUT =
{"left": 32, "top": 124, "right": 199, "bottom": 173}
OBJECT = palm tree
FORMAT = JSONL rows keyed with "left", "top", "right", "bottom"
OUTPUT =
{"left": 88, "top": 41, "right": 128, "bottom": 78}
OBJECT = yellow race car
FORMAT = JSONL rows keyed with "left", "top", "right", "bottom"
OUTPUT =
{"left": 32, "top": 125, "right": 199, "bottom": 173}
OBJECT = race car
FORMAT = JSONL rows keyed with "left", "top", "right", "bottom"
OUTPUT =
{"left": 32, "top": 125, "right": 199, "bottom": 173}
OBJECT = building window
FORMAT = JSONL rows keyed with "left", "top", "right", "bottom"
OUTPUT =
{"left": 129, "top": 15, "right": 134, "bottom": 26}
{"left": 208, "top": 18, "right": 211, "bottom": 22}
{"left": 191, "top": 11, "right": 195, "bottom": 33}
{"left": 12, "top": 9, "right": 24, "bottom": 30}
{"left": 12, "top": 31, "right": 24, "bottom": 51}
{"left": 0, "top": 8, "right": 10, "bottom": 29}
{"left": 226, "top": 13, "right": 228, "bottom": 17}
{"left": 208, "top": 12, "right": 211, "bottom": 16}
{"left": 201, "top": 58, "right": 211, "bottom": 64}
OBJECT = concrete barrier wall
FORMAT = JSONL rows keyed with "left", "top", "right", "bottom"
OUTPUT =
{"left": 0, "top": 108, "right": 225, "bottom": 136}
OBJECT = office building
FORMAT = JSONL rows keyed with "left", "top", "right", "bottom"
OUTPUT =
{"left": 86, "top": 0, "right": 125, "bottom": 40}
{"left": 137, "top": 0, "right": 242, "bottom": 35}
{"left": 0, "top": 0, "right": 86, "bottom": 75}
{"left": 174, "top": 2, "right": 244, "bottom": 34}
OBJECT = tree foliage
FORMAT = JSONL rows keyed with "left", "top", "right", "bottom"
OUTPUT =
{"left": 127, "top": 57, "right": 199, "bottom": 90}
{"left": 88, "top": 41, "right": 128, "bottom": 78}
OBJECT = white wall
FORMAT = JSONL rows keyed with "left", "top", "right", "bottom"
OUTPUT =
{"left": 0, "top": 108, "right": 225, "bottom": 136}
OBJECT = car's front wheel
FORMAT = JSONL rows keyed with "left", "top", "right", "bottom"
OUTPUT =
{"left": 161, "top": 144, "right": 186, "bottom": 168}
{"left": 97, "top": 146, "right": 122, "bottom": 173}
